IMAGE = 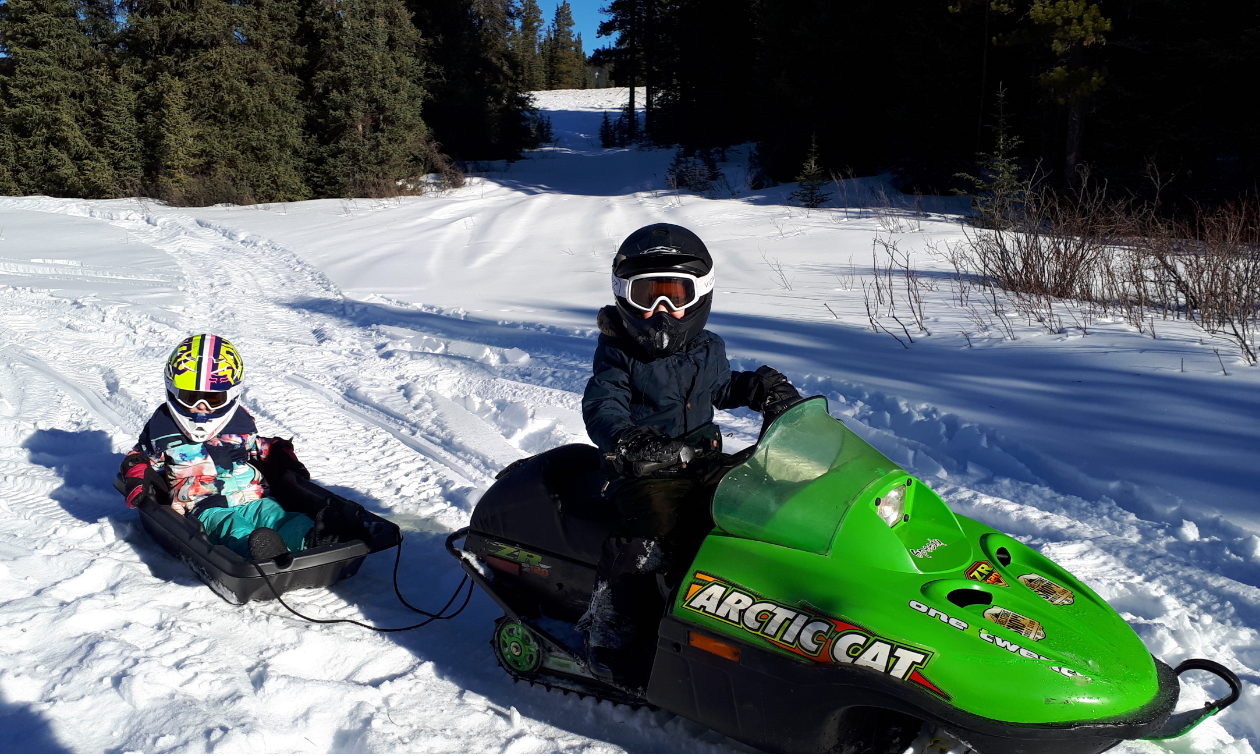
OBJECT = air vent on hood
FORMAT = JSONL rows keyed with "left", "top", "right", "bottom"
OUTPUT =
{"left": 948, "top": 588, "right": 993, "bottom": 608}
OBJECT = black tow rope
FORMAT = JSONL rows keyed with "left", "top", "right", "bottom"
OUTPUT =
{"left": 250, "top": 534, "right": 475, "bottom": 632}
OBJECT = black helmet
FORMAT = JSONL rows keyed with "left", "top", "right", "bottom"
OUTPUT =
{"left": 611, "top": 224, "right": 714, "bottom": 358}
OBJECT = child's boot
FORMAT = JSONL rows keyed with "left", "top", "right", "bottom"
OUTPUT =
{"left": 248, "top": 527, "right": 289, "bottom": 561}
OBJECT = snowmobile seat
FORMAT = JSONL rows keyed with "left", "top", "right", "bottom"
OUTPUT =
{"left": 470, "top": 444, "right": 617, "bottom": 566}
{"left": 112, "top": 471, "right": 401, "bottom": 603}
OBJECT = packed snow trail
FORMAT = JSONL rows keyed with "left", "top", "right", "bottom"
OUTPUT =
{"left": 1, "top": 88, "right": 1257, "bottom": 752}
{"left": 0, "top": 198, "right": 752, "bottom": 752}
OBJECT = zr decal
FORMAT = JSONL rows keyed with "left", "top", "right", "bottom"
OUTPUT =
{"left": 682, "top": 573, "right": 948, "bottom": 699}
{"left": 489, "top": 542, "right": 551, "bottom": 576}
{"left": 965, "top": 561, "right": 1009, "bottom": 587}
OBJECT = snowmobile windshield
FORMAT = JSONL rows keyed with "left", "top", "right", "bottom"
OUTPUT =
{"left": 711, "top": 397, "right": 899, "bottom": 554}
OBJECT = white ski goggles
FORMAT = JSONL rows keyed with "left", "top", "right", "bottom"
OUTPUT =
{"left": 612, "top": 270, "right": 715, "bottom": 312}
{"left": 167, "top": 383, "right": 242, "bottom": 412}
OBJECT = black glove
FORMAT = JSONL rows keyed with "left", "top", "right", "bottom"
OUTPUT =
{"left": 309, "top": 498, "right": 374, "bottom": 548}
{"left": 753, "top": 366, "right": 804, "bottom": 435}
{"left": 611, "top": 426, "right": 687, "bottom": 477}
{"left": 119, "top": 451, "right": 165, "bottom": 508}
{"left": 262, "top": 437, "right": 311, "bottom": 481}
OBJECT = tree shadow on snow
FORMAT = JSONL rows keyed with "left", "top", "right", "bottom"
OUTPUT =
{"left": 0, "top": 693, "right": 65, "bottom": 753}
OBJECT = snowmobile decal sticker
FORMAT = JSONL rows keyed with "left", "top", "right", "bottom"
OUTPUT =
{"left": 1018, "top": 573, "right": 1075, "bottom": 605}
{"left": 488, "top": 542, "right": 551, "bottom": 576}
{"left": 911, "top": 601, "right": 1061, "bottom": 665}
{"left": 979, "top": 629, "right": 1052, "bottom": 659}
{"left": 983, "top": 606, "right": 1047, "bottom": 641}
{"left": 1050, "top": 665, "right": 1091, "bottom": 682}
{"left": 908, "top": 600, "right": 970, "bottom": 630}
{"left": 965, "top": 561, "right": 1009, "bottom": 587}
{"left": 910, "top": 538, "right": 945, "bottom": 559}
{"left": 682, "top": 573, "right": 948, "bottom": 699}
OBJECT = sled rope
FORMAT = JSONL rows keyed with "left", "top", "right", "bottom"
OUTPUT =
{"left": 251, "top": 535, "right": 475, "bottom": 631}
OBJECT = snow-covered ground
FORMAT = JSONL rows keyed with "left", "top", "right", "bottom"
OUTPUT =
{"left": 1, "top": 87, "right": 1257, "bottom": 753}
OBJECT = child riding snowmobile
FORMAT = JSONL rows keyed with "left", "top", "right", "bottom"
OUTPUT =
{"left": 579, "top": 223, "right": 802, "bottom": 684}
{"left": 451, "top": 394, "right": 1241, "bottom": 752}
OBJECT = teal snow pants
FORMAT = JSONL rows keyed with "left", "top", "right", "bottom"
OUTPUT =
{"left": 197, "top": 497, "right": 314, "bottom": 558}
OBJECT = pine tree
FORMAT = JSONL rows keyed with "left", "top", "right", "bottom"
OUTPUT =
{"left": 955, "top": 87, "right": 1025, "bottom": 227}
{"left": 304, "top": 0, "right": 453, "bottom": 196}
{"left": 995, "top": 0, "right": 1112, "bottom": 184}
{"left": 543, "top": 1, "right": 586, "bottom": 89}
{"left": 406, "top": 0, "right": 533, "bottom": 160}
{"left": 599, "top": 111, "right": 615, "bottom": 147}
{"left": 149, "top": 72, "right": 196, "bottom": 200}
{"left": 513, "top": 0, "right": 546, "bottom": 91}
{"left": 597, "top": 0, "right": 649, "bottom": 139}
{"left": 789, "top": 135, "right": 830, "bottom": 208}
{"left": 0, "top": 0, "right": 141, "bottom": 197}
{"left": 650, "top": 0, "right": 754, "bottom": 148}
{"left": 124, "top": 0, "right": 310, "bottom": 204}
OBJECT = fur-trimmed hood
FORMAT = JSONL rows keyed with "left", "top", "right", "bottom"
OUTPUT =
{"left": 596, "top": 305, "right": 624, "bottom": 340}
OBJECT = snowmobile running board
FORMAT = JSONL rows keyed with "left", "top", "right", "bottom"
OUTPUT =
{"left": 445, "top": 527, "right": 648, "bottom": 706}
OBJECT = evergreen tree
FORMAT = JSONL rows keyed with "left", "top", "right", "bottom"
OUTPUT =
{"left": 599, "top": 111, "right": 615, "bottom": 147}
{"left": 149, "top": 72, "right": 196, "bottom": 200}
{"left": 512, "top": 0, "right": 546, "bottom": 91}
{"left": 789, "top": 135, "right": 830, "bottom": 208}
{"left": 647, "top": 0, "right": 755, "bottom": 149}
{"left": 543, "top": 2, "right": 586, "bottom": 89}
{"left": 597, "top": 0, "right": 648, "bottom": 139}
{"left": 955, "top": 87, "right": 1025, "bottom": 227}
{"left": 304, "top": 0, "right": 452, "bottom": 196}
{"left": 406, "top": 0, "right": 532, "bottom": 160}
{"left": 123, "top": 0, "right": 310, "bottom": 204}
{"left": 994, "top": 0, "right": 1111, "bottom": 184}
{"left": 0, "top": 0, "right": 141, "bottom": 197}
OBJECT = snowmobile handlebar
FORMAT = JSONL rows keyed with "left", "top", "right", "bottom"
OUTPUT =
{"left": 605, "top": 441, "right": 704, "bottom": 477}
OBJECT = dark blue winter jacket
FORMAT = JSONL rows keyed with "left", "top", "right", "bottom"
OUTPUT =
{"left": 583, "top": 306, "right": 761, "bottom": 454}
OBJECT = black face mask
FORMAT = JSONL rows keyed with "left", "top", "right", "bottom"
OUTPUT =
{"left": 615, "top": 294, "right": 713, "bottom": 358}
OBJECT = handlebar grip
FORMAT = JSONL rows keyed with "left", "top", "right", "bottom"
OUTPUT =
{"left": 630, "top": 443, "right": 703, "bottom": 476}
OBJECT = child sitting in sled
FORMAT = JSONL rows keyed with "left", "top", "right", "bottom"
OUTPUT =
{"left": 118, "top": 334, "right": 360, "bottom": 561}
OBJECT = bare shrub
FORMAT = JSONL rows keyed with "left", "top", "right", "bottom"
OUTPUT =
{"left": 952, "top": 169, "right": 1260, "bottom": 362}
{"left": 863, "top": 234, "right": 928, "bottom": 347}
{"left": 1134, "top": 203, "right": 1260, "bottom": 363}
{"left": 761, "top": 250, "right": 793, "bottom": 291}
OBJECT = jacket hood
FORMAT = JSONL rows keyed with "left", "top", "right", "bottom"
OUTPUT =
{"left": 597, "top": 305, "right": 624, "bottom": 340}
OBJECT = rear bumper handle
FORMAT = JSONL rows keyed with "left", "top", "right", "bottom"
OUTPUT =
{"left": 1145, "top": 658, "right": 1242, "bottom": 740}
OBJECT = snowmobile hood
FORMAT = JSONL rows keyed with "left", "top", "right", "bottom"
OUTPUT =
{"left": 692, "top": 398, "right": 1167, "bottom": 726}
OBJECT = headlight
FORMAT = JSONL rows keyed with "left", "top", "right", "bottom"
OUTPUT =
{"left": 876, "top": 485, "right": 906, "bottom": 528}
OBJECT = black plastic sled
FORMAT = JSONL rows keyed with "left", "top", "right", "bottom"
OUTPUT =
{"left": 113, "top": 471, "right": 401, "bottom": 603}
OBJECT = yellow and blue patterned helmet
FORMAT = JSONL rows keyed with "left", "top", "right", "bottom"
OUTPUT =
{"left": 163, "top": 334, "right": 245, "bottom": 441}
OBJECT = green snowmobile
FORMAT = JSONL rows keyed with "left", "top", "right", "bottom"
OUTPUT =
{"left": 446, "top": 397, "right": 1239, "bottom": 752}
